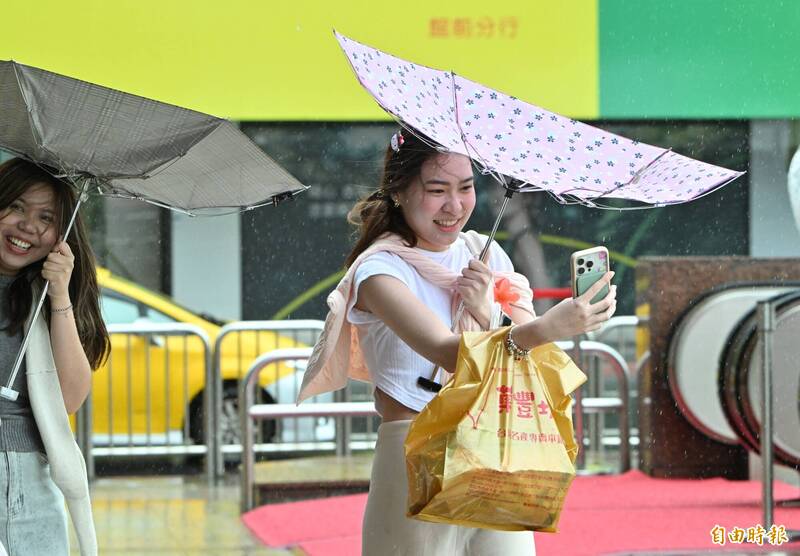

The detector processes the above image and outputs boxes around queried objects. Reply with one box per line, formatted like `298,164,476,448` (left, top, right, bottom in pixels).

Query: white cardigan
23,293,97,555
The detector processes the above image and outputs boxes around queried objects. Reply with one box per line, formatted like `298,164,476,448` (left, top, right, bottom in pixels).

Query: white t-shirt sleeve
347,251,416,325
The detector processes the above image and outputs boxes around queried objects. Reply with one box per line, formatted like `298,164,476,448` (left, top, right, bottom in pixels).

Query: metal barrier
555,340,631,473
238,339,630,509
76,322,214,481
586,317,639,463
76,319,631,483
757,297,800,541
591,316,638,367
239,348,378,511
211,320,325,477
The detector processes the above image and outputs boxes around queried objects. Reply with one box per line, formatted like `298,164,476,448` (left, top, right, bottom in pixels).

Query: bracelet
51,303,73,314
504,326,531,361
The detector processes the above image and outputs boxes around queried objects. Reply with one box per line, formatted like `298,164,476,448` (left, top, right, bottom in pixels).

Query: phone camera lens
578,267,585,275
577,258,584,265
587,261,594,268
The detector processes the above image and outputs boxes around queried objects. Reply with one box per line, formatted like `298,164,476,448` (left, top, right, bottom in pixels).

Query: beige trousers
362,420,536,556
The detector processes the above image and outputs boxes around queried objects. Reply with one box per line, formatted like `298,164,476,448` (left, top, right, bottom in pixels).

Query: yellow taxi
89,267,314,447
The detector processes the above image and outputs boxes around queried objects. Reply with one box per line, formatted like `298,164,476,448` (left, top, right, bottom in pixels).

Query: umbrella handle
417,189,516,393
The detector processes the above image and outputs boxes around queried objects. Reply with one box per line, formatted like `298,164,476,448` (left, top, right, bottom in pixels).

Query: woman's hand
455,259,494,328
42,240,74,304
537,272,617,340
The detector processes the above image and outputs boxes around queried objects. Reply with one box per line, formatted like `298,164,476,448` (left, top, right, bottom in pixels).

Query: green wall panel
600,0,800,118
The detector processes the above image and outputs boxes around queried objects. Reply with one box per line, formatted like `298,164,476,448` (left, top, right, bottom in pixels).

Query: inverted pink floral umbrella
335,31,743,210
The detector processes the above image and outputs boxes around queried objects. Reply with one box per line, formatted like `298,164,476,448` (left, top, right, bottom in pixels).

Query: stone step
253,453,373,505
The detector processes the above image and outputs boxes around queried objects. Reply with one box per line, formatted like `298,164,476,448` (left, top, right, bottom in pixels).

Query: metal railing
757,296,800,541
76,318,635,484
586,317,639,460
76,322,214,481
556,340,632,473
211,320,325,477
239,348,378,511
239,340,631,509
590,316,638,358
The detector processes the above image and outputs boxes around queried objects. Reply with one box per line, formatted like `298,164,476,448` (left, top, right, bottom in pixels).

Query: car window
101,294,140,324
145,307,177,323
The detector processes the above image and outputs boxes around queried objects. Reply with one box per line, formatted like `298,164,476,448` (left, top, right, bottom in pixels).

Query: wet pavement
72,472,298,555
76,469,800,556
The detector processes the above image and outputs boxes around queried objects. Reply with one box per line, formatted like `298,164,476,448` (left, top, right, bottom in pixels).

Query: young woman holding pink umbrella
299,130,616,555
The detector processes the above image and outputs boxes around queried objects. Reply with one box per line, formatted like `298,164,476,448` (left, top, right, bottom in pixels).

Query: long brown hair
0,158,110,369
344,130,441,267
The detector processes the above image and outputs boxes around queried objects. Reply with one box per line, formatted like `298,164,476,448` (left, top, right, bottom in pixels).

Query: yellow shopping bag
405,327,587,532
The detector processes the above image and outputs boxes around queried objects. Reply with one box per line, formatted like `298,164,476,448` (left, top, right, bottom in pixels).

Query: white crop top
346,237,514,412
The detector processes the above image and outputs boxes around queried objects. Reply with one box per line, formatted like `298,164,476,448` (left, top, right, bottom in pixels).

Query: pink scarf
296,231,535,403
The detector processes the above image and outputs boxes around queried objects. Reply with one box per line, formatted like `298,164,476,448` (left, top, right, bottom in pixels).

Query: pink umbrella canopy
335,31,744,207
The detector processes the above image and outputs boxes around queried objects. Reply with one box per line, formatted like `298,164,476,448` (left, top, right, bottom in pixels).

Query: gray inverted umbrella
0,60,308,401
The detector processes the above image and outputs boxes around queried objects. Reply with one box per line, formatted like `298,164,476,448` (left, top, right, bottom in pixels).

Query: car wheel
188,381,277,446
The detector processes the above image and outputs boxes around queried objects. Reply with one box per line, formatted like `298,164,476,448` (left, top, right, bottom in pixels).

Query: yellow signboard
1,0,598,120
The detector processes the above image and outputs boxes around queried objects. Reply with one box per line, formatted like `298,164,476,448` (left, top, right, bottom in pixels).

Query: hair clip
390,131,405,152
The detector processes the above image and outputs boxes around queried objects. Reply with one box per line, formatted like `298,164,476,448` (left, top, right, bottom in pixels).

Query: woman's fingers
460,268,491,284
42,241,74,298
467,259,490,273
578,271,615,303
589,301,617,326
588,287,617,314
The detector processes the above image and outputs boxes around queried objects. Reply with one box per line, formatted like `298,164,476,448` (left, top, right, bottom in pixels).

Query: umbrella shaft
428,190,514,385
481,192,512,260
450,192,512,324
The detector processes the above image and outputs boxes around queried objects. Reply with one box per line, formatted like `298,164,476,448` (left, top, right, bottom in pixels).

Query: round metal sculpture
667,285,795,445
719,290,800,469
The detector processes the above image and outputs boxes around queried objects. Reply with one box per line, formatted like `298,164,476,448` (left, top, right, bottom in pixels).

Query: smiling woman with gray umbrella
0,59,307,556
0,157,109,556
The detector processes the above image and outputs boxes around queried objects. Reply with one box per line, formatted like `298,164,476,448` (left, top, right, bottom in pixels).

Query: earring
393,198,401,208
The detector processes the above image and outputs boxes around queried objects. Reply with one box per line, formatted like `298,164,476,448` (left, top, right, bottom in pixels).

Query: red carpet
242,471,800,555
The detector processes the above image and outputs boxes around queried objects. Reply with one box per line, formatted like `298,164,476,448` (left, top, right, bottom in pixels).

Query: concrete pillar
170,211,241,321
749,120,800,257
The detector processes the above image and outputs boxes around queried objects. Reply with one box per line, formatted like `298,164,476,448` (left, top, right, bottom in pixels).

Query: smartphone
570,246,610,304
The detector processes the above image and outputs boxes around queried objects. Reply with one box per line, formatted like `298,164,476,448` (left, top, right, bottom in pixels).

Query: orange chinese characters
452,17,472,38
499,16,519,39
767,524,789,546
429,18,449,38
728,526,745,544
746,524,766,546
427,16,519,40
475,16,495,38
710,525,726,546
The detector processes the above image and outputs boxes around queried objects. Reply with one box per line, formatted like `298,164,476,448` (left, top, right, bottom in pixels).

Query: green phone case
577,272,609,304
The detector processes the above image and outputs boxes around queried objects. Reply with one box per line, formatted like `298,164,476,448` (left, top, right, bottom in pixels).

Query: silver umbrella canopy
0,60,308,400
0,60,306,211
